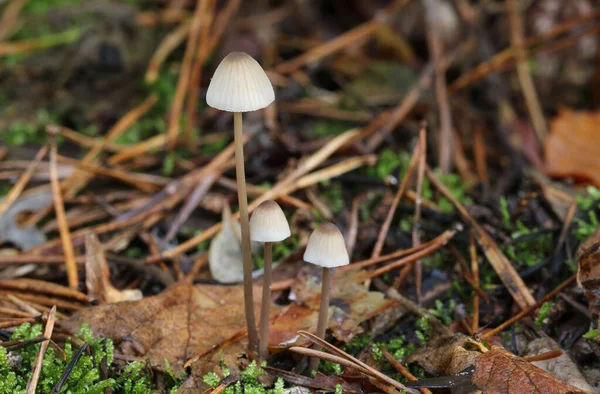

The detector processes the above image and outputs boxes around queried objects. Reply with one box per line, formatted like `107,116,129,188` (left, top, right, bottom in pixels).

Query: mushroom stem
259,241,273,360
309,266,331,372
233,110,259,357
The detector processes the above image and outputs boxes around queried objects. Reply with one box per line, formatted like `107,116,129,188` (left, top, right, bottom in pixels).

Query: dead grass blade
49,132,79,290
26,306,56,394
146,20,192,83
0,144,48,218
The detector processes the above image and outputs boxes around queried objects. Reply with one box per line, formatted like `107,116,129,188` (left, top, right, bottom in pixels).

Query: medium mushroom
303,222,349,372
249,200,291,359
206,52,275,356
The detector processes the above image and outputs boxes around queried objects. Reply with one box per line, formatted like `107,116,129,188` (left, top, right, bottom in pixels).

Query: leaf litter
1,0,600,393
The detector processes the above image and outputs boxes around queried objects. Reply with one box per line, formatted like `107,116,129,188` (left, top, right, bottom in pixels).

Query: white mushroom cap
206,52,275,112
250,200,291,242
303,223,349,268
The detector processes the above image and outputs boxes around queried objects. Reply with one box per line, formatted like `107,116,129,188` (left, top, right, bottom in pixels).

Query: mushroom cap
303,223,349,268
206,52,275,112
250,200,291,242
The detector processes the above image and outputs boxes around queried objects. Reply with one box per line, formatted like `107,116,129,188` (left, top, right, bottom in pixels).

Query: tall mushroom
303,222,349,372
249,200,291,359
206,52,275,356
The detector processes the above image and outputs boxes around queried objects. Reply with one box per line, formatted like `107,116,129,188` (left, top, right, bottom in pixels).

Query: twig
26,306,56,394
381,348,433,394
482,274,576,340
412,123,427,304
343,230,456,271
185,0,216,146
424,0,453,174
371,142,420,258
551,201,577,274
167,0,207,149
50,342,88,394
146,20,191,83
365,63,434,152
0,0,29,41
506,0,547,142
296,330,419,394
49,132,78,290
0,144,48,218
426,167,536,309
365,233,455,279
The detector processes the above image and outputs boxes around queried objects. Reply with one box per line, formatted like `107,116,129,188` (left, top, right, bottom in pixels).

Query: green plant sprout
202,361,285,394
535,301,554,328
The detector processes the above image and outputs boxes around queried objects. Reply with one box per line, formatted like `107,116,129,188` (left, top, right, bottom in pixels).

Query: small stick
26,306,56,394
412,123,427,304
308,267,331,372
470,231,480,334
259,242,273,359
166,0,205,149
523,349,563,363
506,0,547,142
50,342,89,394
234,111,259,357
381,348,433,394
482,274,576,340
371,142,421,258
365,234,455,279
296,331,418,394
0,144,48,218
551,201,577,274
424,1,452,174
49,132,78,290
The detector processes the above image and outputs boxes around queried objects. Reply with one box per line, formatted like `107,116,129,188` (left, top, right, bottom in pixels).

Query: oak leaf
472,346,587,394
545,108,600,187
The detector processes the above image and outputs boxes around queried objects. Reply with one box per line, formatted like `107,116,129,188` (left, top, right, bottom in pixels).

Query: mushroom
206,52,275,356
250,200,291,359
303,222,349,372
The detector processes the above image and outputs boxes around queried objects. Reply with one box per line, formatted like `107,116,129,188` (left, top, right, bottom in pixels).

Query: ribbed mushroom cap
206,52,275,112
250,200,291,242
303,223,349,268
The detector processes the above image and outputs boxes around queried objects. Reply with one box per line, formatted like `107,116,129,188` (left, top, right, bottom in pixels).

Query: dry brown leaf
270,267,396,347
472,346,587,394
85,233,142,303
63,281,266,372
405,334,483,376
525,338,595,392
576,230,600,333
545,108,600,187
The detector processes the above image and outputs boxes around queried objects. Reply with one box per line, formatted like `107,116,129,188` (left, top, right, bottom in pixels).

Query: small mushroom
250,200,291,359
303,222,349,372
206,52,275,356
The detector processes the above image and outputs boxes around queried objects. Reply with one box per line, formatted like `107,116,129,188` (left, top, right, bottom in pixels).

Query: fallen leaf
63,281,267,372
576,230,600,333
270,267,396,347
525,337,595,392
405,334,483,376
0,191,50,250
85,233,142,303
472,346,586,394
545,108,600,187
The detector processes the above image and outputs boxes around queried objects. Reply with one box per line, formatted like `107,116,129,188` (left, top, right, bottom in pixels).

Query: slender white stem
309,266,331,372
259,241,273,360
234,111,259,356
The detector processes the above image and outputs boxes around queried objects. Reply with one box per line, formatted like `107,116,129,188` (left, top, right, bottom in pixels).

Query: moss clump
202,361,285,394
0,322,183,394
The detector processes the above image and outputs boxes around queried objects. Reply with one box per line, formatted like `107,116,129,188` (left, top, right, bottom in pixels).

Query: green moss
311,121,352,138
0,322,182,394
535,301,554,328
428,299,456,327
504,222,553,268
202,361,286,394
